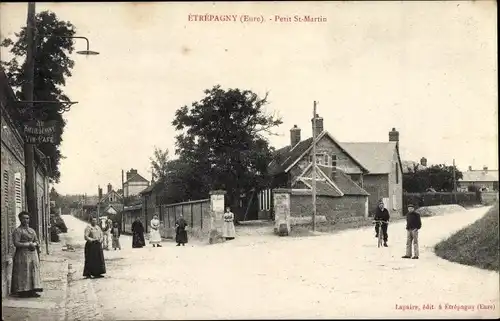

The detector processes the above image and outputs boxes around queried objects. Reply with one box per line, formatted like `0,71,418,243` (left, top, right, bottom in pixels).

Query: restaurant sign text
23,120,57,144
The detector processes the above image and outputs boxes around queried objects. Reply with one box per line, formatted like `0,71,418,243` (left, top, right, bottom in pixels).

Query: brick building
1,69,51,298
263,113,403,223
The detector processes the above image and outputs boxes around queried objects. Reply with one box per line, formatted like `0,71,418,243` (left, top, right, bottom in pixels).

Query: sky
1,1,497,195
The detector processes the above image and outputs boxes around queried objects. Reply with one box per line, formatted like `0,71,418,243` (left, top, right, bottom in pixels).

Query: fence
157,199,211,239
403,192,480,214
122,204,143,234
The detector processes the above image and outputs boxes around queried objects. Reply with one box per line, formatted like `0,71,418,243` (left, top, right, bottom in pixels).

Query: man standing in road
374,199,390,247
402,203,422,260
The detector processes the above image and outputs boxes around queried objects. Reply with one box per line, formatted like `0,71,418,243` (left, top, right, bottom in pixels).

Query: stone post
273,189,291,236
208,190,226,244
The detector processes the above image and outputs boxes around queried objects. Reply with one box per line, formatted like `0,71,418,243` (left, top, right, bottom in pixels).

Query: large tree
172,85,282,209
149,147,170,182
1,10,77,182
403,163,463,193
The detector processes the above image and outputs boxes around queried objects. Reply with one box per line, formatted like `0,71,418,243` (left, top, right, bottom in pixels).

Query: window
259,189,271,211
331,155,337,168
2,170,9,255
14,173,22,215
395,163,399,184
3,170,8,209
309,154,328,166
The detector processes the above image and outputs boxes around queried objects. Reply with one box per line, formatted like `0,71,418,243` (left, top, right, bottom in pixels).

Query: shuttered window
2,170,9,255
3,170,8,209
14,172,22,215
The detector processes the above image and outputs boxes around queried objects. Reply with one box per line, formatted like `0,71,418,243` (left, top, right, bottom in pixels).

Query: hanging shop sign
23,120,58,144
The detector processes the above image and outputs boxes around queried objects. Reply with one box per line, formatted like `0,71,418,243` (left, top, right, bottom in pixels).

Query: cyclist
374,199,390,247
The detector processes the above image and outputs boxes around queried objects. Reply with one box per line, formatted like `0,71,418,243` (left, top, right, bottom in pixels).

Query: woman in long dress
131,217,145,248
11,211,43,298
149,215,162,247
83,216,106,278
175,214,188,246
222,207,236,240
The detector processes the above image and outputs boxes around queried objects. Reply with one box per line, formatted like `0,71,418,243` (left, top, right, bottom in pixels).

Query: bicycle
372,220,389,248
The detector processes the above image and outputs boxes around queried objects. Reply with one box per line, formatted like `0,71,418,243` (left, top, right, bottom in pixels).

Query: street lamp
56,36,100,56
22,2,100,241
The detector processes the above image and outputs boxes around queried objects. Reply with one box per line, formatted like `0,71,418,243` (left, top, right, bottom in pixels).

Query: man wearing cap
402,203,422,259
374,199,390,247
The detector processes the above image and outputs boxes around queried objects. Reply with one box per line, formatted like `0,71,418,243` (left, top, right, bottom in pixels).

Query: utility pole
121,169,125,231
452,159,457,203
312,101,317,232
25,2,38,233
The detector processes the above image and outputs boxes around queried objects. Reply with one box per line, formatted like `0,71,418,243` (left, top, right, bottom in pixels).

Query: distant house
402,157,428,174
263,114,403,223
459,166,499,191
82,184,124,220
123,168,149,198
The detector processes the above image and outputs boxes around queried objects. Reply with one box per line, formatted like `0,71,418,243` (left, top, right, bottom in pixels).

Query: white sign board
212,194,225,212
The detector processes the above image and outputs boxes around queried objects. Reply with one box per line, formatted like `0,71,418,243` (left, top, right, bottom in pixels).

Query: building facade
123,169,149,197
1,69,51,298
459,166,499,191
264,114,404,223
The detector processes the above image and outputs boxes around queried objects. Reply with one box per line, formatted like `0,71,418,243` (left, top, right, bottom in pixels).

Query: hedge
403,192,480,214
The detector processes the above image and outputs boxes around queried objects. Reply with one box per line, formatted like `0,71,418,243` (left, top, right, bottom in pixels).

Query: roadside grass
289,216,407,237
434,202,499,272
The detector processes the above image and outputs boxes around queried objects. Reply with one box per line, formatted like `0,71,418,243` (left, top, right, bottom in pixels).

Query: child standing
111,222,121,250
402,203,422,259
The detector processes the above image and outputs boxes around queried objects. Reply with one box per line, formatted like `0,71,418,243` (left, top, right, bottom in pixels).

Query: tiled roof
332,170,370,196
341,142,398,174
269,131,376,175
124,173,149,184
140,184,155,194
461,170,498,182
269,138,313,174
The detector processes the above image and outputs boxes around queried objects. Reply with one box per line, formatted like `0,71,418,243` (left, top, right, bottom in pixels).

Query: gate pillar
273,189,291,236
208,190,226,244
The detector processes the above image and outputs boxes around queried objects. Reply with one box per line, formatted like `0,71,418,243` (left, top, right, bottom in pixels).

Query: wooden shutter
2,170,8,209
2,170,9,255
14,172,22,215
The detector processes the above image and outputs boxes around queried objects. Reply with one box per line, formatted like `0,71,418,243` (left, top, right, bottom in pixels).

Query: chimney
107,183,112,193
290,125,301,147
126,168,138,181
420,157,427,167
311,114,324,138
468,165,472,171
98,186,102,201
389,128,399,143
